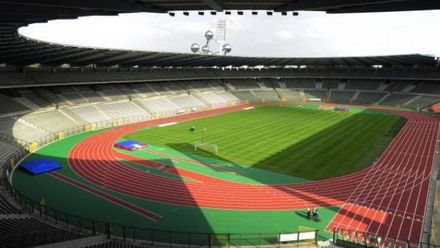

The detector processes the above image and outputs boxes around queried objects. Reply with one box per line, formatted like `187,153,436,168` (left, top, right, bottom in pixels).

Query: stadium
1,1,440,248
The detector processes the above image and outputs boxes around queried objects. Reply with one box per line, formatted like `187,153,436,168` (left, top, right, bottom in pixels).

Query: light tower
191,20,231,55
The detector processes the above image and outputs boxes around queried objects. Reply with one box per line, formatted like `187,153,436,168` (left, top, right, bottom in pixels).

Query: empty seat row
0,218,86,248
0,191,20,214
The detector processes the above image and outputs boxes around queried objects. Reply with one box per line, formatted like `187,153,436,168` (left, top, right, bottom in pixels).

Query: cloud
19,10,440,57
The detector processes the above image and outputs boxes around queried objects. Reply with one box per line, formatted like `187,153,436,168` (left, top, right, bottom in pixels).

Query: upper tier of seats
3,67,439,88
0,95,30,117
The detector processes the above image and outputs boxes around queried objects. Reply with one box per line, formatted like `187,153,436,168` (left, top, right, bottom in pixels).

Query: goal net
194,141,218,155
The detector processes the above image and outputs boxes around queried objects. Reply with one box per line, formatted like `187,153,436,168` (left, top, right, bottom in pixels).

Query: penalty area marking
243,107,254,110
158,122,178,127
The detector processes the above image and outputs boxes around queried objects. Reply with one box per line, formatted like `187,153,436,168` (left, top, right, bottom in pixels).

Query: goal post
194,141,218,155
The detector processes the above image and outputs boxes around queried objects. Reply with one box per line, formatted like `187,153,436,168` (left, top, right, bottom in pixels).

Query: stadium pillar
105,223,110,239
28,143,39,153
58,132,65,140
92,221,96,235
9,158,15,168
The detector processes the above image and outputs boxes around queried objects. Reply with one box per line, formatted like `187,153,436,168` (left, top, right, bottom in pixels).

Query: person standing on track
313,208,320,222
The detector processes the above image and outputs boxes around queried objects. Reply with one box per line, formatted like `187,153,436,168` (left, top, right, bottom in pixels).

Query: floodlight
205,30,214,40
191,20,231,56
223,44,232,54
202,46,210,53
191,43,200,53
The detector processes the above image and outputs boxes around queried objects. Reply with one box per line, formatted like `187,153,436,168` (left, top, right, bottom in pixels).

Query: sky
19,10,440,58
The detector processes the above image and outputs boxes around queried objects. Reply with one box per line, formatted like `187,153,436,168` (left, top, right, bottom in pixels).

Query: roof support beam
201,0,224,11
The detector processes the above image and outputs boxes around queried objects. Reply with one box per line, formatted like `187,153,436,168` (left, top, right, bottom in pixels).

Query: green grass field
126,105,404,180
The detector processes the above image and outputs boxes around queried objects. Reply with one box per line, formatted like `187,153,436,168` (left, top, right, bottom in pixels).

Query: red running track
65,105,439,243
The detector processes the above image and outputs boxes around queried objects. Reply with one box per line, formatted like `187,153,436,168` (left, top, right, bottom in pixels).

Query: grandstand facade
1,71,440,145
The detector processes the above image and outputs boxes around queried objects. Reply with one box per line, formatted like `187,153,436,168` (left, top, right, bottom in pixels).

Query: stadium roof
0,0,439,68
1,0,439,14
1,37,437,67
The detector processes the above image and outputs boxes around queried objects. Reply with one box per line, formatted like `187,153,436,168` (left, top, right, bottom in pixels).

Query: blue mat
20,158,62,175
114,140,146,151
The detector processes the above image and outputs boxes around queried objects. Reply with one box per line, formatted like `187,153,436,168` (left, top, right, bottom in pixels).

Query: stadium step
224,83,236,90
96,91,113,101
256,82,267,88
132,100,153,114
13,97,40,110
401,84,417,93
56,94,74,105
403,95,422,106
59,108,86,124
377,83,388,91
278,82,287,88
351,91,360,102
14,117,50,134
273,88,283,101
376,92,391,104
0,214,30,220
57,109,82,125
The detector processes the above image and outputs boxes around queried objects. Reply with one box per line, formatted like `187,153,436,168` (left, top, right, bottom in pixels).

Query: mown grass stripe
125,106,403,180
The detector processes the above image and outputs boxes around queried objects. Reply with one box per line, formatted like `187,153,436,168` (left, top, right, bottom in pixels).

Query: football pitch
126,105,404,180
